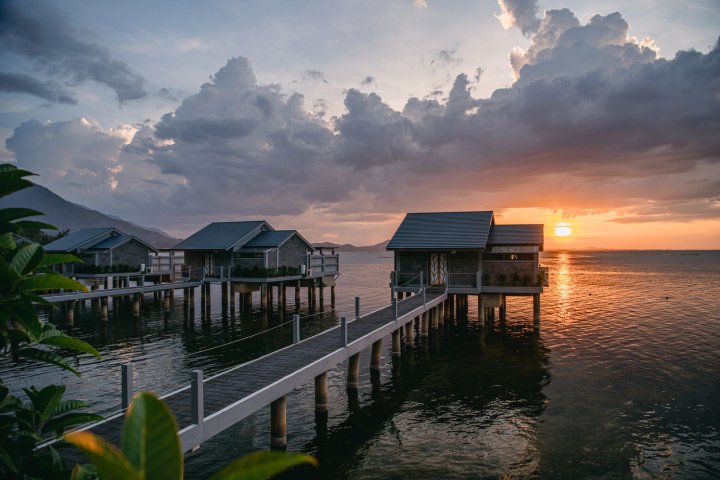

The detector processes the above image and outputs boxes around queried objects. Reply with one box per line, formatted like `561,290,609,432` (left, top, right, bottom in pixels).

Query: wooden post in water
330,285,336,307
260,284,267,312
267,283,274,311
533,293,541,328
370,339,382,371
347,353,360,390
500,294,506,322
438,302,445,326
421,311,429,336
295,282,301,310
270,396,287,450
404,320,414,345
66,301,75,325
431,307,438,330
132,294,140,317
319,283,324,308
280,282,286,310
164,291,171,312
101,298,109,321
392,329,401,357
315,372,328,414
221,282,228,307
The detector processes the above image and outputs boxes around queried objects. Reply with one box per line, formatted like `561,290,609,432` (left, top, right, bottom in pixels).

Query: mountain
0,185,179,248
314,240,389,252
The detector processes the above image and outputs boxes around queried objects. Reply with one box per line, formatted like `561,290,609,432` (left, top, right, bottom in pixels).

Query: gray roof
173,221,269,250
44,227,116,252
487,224,544,247
243,230,296,248
86,234,135,251
387,211,494,250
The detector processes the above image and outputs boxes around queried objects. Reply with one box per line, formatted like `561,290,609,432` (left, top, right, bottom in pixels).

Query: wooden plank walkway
69,289,447,454
40,280,202,303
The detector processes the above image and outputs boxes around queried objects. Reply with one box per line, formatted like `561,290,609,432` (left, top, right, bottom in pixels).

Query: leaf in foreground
210,451,318,480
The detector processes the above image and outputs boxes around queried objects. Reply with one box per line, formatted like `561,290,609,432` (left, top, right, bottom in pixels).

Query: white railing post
390,271,396,302
355,296,360,320
191,370,204,434
121,363,133,410
340,316,348,347
292,314,300,344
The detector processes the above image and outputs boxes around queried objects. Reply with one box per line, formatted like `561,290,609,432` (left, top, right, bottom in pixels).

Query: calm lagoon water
3,251,719,478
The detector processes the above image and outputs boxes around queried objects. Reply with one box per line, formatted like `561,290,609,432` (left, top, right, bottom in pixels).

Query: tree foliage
0,164,101,479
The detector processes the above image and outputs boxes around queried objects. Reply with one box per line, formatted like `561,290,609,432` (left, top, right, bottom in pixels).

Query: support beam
392,329,401,357
314,372,328,413
404,320,414,345
101,298,109,321
132,294,140,317
370,339,382,371
533,293,541,327
421,311,429,336
66,301,75,325
330,285,336,307
347,353,360,390
270,397,287,450
430,307,438,330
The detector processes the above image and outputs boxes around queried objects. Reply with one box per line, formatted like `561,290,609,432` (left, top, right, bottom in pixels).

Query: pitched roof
173,221,269,250
243,230,295,248
386,211,494,250
44,227,116,252
487,224,544,247
85,234,131,250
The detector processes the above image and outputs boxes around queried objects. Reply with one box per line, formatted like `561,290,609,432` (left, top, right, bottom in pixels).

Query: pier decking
69,289,447,454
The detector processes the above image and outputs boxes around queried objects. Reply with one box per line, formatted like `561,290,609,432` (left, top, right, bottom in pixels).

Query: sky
1,0,719,249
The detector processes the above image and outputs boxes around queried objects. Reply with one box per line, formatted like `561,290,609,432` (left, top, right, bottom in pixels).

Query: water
2,251,719,478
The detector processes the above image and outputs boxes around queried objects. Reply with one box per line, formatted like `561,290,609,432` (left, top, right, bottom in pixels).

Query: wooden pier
65,288,448,455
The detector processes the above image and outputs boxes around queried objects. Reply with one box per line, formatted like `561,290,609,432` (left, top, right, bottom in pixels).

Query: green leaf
20,273,87,292
16,347,80,375
65,431,139,480
39,253,82,267
9,243,43,275
39,331,101,358
23,385,65,427
53,399,90,416
209,451,318,480
0,172,35,198
43,412,104,435
0,207,45,223
121,392,182,480
71,463,99,480
0,232,16,250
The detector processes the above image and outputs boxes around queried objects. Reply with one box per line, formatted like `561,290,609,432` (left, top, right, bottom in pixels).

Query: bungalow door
429,253,447,286
203,252,215,276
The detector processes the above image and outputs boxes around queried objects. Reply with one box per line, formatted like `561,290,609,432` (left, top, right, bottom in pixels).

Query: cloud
496,0,540,36
0,72,77,104
361,76,375,86
413,0,428,10
431,49,463,69
5,6,720,233
0,1,146,103
303,69,328,83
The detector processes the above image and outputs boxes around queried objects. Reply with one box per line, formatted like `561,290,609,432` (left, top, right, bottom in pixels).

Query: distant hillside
0,185,179,248
314,240,389,252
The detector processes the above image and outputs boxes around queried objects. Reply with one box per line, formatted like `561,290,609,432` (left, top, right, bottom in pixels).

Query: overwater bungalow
387,211,546,317
173,221,339,309
44,227,158,276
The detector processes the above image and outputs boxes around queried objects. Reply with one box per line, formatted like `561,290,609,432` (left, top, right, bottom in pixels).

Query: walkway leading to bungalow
69,289,447,455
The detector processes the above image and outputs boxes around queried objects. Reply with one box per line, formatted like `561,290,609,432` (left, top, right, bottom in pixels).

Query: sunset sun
554,223,573,237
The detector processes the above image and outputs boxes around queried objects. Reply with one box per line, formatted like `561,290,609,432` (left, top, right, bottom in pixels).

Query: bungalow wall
278,235,311,269
184,250,232,275
95,240,151,268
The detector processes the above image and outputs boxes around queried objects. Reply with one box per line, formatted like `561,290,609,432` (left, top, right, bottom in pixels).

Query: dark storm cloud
0,0,146,103
0,72,77,104
6,6,720,226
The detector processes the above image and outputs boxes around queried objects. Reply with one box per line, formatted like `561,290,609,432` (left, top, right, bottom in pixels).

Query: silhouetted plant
0,164,101,478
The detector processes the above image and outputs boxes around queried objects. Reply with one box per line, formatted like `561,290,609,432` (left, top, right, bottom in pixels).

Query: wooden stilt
370,339,382,371
392,329,401,357
347,353,360,390
270,397,287,450
315,372,328,413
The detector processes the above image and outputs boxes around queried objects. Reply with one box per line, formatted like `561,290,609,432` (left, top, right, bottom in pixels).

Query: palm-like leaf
64,431,139,480
16,347,79,375
122,392,183,480
9,243,44,275
20,274,87,292
210,451,318,480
